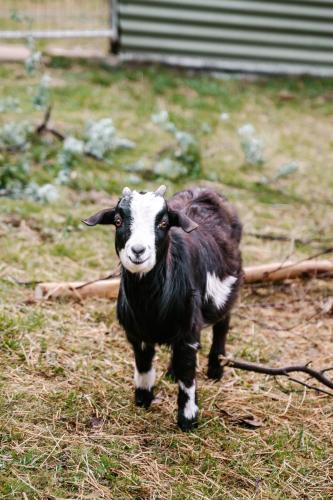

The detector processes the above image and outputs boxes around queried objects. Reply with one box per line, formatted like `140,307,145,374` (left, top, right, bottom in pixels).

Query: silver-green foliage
33,74,51,110
84,118,135,160
0,122,31,150
24,182,59,203
238,123,264,165
56,118,136,185
151,111,201,180
0,97,21,113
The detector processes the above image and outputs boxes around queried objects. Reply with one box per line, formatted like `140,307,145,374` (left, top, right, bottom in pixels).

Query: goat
83,185,242,431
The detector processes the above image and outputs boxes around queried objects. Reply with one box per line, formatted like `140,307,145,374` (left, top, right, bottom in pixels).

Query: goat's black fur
84,187,242,431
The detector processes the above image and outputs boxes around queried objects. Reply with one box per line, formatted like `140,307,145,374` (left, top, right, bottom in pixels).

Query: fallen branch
34,259,333,300
244,258,333,283
35,278,120,301
220,356,333,396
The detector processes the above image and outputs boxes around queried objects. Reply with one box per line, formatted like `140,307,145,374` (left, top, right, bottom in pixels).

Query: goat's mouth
129,256,149,265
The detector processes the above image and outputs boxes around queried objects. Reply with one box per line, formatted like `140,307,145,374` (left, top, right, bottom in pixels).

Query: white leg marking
205,273,237,309
179,381,198,420
187,342,200,351
134,367,155,390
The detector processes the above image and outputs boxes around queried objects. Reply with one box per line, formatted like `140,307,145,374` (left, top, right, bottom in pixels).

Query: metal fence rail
3,0,333,75
118,0,333,76
0,0,117,39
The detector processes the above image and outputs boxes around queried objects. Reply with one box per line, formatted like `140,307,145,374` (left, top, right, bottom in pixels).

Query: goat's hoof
207,363,224,381
177,414,199,432
135,388,154,409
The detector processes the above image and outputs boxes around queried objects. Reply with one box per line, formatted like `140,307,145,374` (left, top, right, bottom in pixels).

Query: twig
220,356,333,395
286,377,333,397
5,275,43,287
43,126,65,141
320,366,333,375
34,106,104,161
236,310,321,332
247,232,333,246
0,143,27,153
35,105,52,135
74,264,121,290
35,105,65,141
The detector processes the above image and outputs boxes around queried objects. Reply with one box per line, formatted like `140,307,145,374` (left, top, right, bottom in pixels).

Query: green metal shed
116,0,333,75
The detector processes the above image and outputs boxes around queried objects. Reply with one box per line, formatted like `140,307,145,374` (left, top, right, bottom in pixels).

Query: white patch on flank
134,367,155,390
179,381,198,420
205,273,237,309
188,342,200,351
119,191,165,275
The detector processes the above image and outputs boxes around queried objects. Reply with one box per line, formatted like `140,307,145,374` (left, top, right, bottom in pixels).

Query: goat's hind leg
166,347,177,382
132,341,156,409
207,314,230,381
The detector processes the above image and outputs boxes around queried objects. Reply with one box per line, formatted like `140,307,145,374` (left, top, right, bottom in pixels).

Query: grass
0,59,333,498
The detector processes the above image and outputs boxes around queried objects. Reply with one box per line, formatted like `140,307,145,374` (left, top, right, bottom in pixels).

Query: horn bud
155,185,167,197
122,187,131,197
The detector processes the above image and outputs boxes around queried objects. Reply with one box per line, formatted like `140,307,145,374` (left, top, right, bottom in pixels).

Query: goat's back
168,187,242,243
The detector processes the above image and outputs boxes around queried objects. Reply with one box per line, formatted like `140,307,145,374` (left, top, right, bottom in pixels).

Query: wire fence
0,0,115,39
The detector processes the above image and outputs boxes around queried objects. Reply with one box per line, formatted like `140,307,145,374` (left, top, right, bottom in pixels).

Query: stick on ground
220,356,333,396
34,259,333,300
34,278,120,301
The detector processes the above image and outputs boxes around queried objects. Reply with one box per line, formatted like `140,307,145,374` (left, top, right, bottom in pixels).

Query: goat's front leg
173,340,199,431
131,341,156,409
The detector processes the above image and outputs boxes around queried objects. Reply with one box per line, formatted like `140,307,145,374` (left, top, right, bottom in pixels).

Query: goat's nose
131,244,146,256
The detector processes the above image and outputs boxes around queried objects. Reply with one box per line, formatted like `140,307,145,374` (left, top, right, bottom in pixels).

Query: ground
0,59,333,498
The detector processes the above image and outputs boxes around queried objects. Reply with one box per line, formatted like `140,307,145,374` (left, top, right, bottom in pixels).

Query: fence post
109,0,120,54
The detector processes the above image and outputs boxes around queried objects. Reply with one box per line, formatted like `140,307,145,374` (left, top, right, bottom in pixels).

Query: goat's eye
115,215,123,228
158,219,168,230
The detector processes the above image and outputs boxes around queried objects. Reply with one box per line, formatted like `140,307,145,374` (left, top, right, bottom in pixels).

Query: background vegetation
0,55,333,498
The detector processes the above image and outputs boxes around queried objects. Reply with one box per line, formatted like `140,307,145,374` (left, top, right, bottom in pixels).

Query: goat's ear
168,210,198,233
81,208,116,226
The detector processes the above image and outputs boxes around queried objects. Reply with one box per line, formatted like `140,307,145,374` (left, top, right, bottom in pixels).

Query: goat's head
82,185,198,274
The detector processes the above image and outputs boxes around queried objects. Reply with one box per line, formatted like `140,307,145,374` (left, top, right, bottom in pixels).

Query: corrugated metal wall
117,0,333,75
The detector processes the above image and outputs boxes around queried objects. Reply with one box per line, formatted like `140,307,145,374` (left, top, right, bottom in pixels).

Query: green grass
0,60,333,498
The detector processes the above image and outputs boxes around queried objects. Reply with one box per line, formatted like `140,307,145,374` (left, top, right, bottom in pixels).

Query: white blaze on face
119,191,165,274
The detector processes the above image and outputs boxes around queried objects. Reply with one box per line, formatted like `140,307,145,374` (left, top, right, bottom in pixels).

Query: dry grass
1,279,333,498
0,60,333,498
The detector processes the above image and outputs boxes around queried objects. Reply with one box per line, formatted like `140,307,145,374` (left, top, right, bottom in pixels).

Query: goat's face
116,189,169,274
82,186,198,275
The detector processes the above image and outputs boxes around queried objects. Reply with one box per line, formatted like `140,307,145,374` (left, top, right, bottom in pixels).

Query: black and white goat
83,186,242,431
